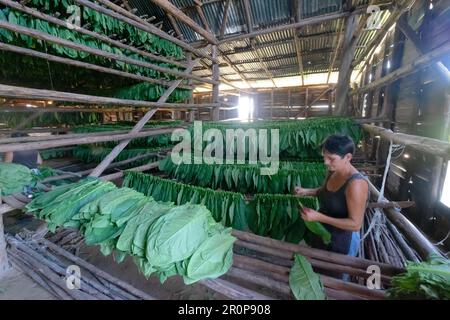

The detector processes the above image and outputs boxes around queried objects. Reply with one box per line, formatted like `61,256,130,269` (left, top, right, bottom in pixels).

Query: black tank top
12,150,39,169
316,172,368,254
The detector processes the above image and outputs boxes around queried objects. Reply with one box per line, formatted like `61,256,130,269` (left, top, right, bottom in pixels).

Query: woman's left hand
300,207,321,222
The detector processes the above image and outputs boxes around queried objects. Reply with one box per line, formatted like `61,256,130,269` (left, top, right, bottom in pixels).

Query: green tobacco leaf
186,230,235,283
305,221,331,245
145,204,209,267
289,254,326,300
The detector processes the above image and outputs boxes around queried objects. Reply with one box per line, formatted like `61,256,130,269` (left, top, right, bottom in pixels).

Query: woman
295,134,369,256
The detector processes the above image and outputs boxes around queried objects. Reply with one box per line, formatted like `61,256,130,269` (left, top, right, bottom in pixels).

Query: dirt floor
2,211,226,300
0,266,56,300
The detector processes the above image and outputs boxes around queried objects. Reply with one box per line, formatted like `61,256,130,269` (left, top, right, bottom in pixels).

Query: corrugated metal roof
128,0,392,84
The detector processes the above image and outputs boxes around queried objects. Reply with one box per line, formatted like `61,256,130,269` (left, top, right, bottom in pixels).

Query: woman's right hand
294,186,305,196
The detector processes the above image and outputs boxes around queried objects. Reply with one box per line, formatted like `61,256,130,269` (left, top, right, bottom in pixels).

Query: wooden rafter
149,0,218,44
292,0,304,85
0,0,186,68
352,0,416,68
397,15,450,84
0,20,212,85
220,0,232,39
84,0,217,62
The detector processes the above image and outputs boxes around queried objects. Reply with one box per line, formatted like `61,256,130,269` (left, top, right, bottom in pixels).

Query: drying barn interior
0,0,449,300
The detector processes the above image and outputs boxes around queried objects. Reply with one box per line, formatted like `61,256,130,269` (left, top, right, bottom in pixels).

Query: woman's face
322,150,351,172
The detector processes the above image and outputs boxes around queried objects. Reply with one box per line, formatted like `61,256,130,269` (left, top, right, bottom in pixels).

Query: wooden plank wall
357,0,450,250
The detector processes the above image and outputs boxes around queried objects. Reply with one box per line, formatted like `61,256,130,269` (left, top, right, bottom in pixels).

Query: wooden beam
221,52,252,88
0,20,214,85
0,84,223,109
220,11,351,43
353,40,450,95
327,19,345,83
76,0,217,63
211,46,220,121
219,0,232,39
335,14,363,115
352,0,416,68
195,3,212,34
89,55,200,177
167,13,184,40
362,124,450,158
150,0,218,44
0,196,9,277
397,15,450,84
292,0,304,85
0,0,186,69
367,201,415,209
250,40,277,87
242,0,253,33
0,127,181,153
0,42,191,90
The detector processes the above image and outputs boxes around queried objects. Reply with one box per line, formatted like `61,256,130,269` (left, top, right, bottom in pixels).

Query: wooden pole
78,0,216,62
335,14,359,115
89,55,200,177
0,42,191,90
361,124,450,159
0,20,214,85
0,127,180,152
396,15,450,84
219,0,232,39
211,45,220,121
199,278,273,300
367,180,442,259
0,84,221,109
150,0,218,44
0,192,10,277
351,0,416,68
0,0,186,69
231,230,403,276
219,11,350,43
353,41,450,95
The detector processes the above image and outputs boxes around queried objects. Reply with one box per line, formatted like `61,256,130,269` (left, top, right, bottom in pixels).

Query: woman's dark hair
321,134,355,158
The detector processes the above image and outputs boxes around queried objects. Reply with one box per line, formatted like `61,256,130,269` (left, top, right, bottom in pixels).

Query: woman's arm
294,186,321,197
301,179,368,231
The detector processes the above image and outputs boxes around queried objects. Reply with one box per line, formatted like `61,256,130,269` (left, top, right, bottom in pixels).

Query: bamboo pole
0,20,215,85
80,0,216,63
88,54,201,178
0,84,221,109
0,0,186,69
0,42,191,90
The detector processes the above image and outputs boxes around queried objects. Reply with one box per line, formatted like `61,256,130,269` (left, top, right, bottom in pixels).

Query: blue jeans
342,232,360,282
348,231,360,257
